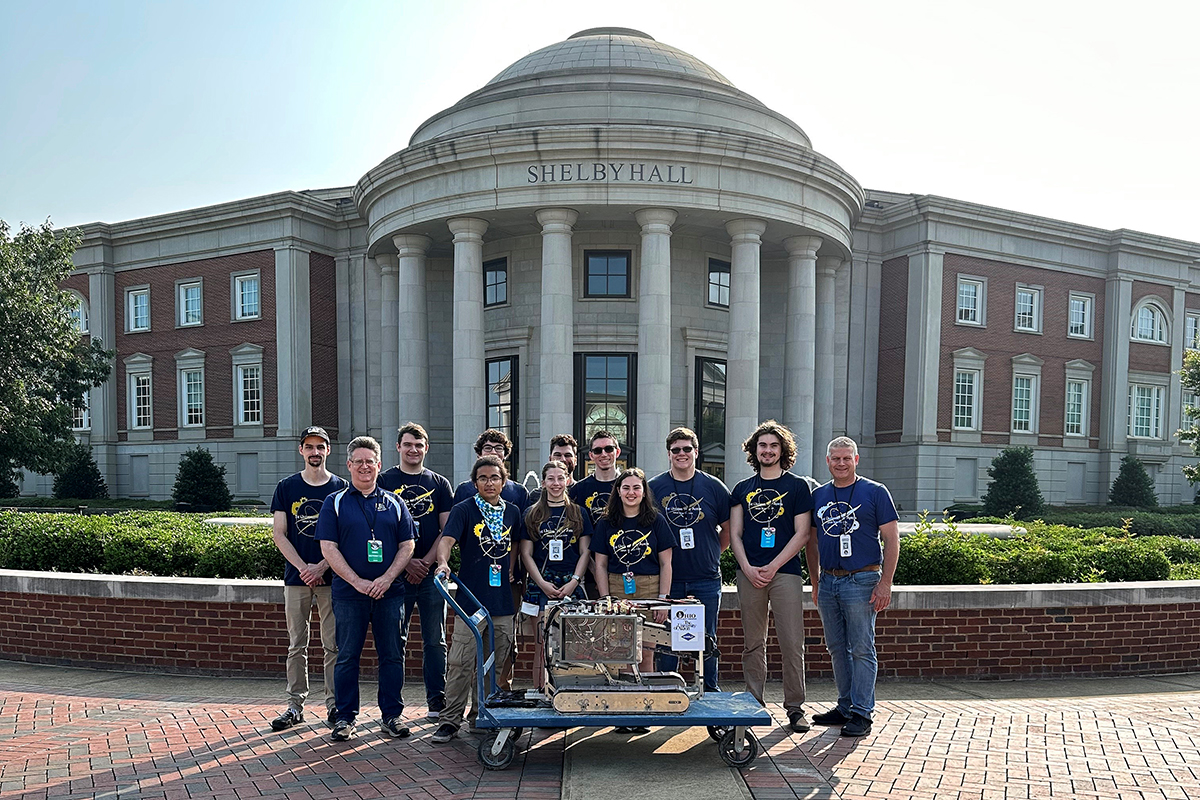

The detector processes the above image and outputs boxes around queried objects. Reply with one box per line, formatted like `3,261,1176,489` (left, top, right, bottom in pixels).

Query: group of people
268,420,899,743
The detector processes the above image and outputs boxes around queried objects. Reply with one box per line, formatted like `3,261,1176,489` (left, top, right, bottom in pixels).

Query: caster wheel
478,730,516,770
707,725,729,742
718,728,759,767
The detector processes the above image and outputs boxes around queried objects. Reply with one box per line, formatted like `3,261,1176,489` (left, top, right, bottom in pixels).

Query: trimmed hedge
948,504,1200,539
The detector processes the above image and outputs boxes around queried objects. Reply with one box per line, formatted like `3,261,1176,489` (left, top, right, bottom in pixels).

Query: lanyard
354,491,381,541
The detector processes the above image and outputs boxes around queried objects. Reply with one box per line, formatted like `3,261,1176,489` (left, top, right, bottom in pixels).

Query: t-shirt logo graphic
473,521,511,558
584,493,608,521
610,528,653,567
661,493,705,527
395,485,435,518
290,498,322,538
816,501,862,538
541,519,577,547
744,489,787,524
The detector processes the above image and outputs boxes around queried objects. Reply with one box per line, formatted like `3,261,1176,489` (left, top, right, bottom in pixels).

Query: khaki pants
440,613,515,728
736,571,806,713
606,572,660,599
284,584,337,713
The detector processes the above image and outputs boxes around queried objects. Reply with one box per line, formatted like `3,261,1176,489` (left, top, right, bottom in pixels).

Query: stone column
394,234,433,426
1100,276,1132,454
783,236,821,475
274,244,313,438
537,209,578,446
87,265,117,444
376,254,400,442
814,255,841,459
635,208,677,476
901,249,944,444
724,219,767,483
449,218,489,481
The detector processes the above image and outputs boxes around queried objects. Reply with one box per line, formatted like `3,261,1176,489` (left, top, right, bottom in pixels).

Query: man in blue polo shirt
317,435,417,742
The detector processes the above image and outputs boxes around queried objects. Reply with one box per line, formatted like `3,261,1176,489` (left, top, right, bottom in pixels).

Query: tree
1108,455,1158,507
1179,349,1200,486
53,441,109,500
981,446,1045,520
0,220,112,487
172,447,233,512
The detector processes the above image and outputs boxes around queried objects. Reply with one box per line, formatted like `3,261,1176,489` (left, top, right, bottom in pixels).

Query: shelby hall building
45,28,1200,511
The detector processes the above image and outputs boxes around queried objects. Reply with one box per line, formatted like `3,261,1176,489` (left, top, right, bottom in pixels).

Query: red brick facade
874,256,909,444
308,252,340,437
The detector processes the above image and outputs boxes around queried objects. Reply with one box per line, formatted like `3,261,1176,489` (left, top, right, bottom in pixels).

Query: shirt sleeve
442,503,467,543
873,483,900,526
589,521,611,555
653,515,675,553
435,475,454,514
270,479,288,514
314,494,338,543
393,497,418,543
712,477,732,522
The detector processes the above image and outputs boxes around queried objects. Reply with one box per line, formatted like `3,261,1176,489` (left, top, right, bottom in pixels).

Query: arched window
67,291,89,334
1131,299,1168,343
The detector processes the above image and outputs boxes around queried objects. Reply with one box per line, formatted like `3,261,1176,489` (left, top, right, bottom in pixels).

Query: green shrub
171,447,232,512
193,526,281,579
1089,540,1171,581
1109,456,1158,508
102,513,201,576
53,442,108,500
982,447,1044,520
0,511,106,572
893,528,989,585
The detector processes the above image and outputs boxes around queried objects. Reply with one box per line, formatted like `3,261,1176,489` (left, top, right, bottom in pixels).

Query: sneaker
812,707,852,726
787,711,810,733
330,719,355,741
425,698,445,720
431,723,459,743
270,708,303,731
381,717,411,738
326,708,337,728
840,713,873,737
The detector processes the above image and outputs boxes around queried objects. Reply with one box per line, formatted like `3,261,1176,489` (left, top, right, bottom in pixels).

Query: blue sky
2,0,1198,243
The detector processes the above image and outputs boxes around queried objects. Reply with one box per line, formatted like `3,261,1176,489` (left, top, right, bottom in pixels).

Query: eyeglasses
349,458,378,467
591,445,616,454
479,443,506,453
669,445,695,454
476,474,504,484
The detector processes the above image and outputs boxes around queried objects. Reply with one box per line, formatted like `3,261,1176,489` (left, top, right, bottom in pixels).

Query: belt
823,564,881,577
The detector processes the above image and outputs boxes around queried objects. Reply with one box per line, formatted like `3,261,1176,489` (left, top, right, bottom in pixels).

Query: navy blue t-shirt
453,479,529,513
442,497,521,616
314,485,417,601
378,466,453,559
569,474,616,526
590,514,675,576
731,471,814,577
648,470,731,582
270,472,347,586
519,505,588,578
811,477,899,572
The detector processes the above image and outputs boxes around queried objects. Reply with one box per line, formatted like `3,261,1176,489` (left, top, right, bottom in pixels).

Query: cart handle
433,571,500,721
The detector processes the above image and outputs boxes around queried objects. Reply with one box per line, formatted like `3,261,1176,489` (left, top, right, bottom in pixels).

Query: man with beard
268,426,347,731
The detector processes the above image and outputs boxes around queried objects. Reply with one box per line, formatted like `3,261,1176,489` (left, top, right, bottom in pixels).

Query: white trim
955,275,987,327
1067,291,1095,340
1131,296,1170,344
175,278,203,328
231,271,261,321
1014,284,1043,334
125,285,150,333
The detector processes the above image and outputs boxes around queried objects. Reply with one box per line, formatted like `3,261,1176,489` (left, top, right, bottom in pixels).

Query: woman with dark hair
589,468,674,608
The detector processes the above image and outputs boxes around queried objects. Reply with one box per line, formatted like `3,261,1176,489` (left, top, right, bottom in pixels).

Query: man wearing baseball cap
267,425,347,731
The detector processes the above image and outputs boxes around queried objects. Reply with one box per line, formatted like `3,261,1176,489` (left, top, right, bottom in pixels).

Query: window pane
238,276,260,318
585,252,630,297
241,366,262,423
134,375,152,427
957,281,978,323
182,284,201,324
708,260,730,307
696,358,726,478
581,354,632,453
131,291,149,330
486,357,518,473
184,370,204,426
953,371,976,429
1066,381,1083,435
484,259,507,307
1016,290,1036,329
1188,315,1199,350
1069,297,1088,336
1012,376,1032,431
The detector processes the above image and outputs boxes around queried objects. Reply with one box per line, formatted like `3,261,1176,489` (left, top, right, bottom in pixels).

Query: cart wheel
707,725,729,742
478,731,516,770
717,729,759,768
511,727,524,739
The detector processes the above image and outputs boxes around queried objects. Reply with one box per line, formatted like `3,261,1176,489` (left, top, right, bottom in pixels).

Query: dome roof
486,28,734,88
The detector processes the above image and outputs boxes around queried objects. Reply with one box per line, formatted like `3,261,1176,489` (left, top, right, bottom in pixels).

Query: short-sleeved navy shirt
270,472,348,586
442,497,521,616
519,505,588,578
569,474,616,525
731,471,814,577
453,479,529,514
811,477,899,572
589,514,675,576
648,470,731,582
378,466,453,559
315,485,417,601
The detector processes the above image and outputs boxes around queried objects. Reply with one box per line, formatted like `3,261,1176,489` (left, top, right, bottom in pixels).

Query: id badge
760,526,776,549
839,533,853,558
548,539,564,561
622,571,637,595
367,539,383,563
680,527,695,549
489,563,503,587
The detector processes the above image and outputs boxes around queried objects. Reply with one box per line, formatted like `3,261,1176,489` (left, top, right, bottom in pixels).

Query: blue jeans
817,570,881,719
400,571,447,706
656,577,721,692
332,592,405,722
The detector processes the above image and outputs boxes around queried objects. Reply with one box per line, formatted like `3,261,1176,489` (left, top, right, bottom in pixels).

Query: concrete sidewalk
0,660,1196,799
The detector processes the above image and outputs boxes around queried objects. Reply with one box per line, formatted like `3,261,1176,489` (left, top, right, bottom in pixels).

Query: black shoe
270,708,303,731
840,713,873,737
788,711,811,733
326,708,337,728
381,716,411,738
812,707,852,726
331,719,355,741
431,723,459,743
425,696,446,720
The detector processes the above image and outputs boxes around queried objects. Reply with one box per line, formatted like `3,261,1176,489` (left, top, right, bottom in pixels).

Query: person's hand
870,579,892,612
362,576,392,599
745,565,771,590
299,563,324,586
435,563,450,580
653,606,669,624
406,557,431,581
810,582,819,609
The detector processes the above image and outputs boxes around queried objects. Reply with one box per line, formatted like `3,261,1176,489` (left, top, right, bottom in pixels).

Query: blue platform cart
434,572,772,770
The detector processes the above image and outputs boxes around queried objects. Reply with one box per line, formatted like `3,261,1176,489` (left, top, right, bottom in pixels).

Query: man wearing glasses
649,426,731,691
316,436,417,742
452,429,529,511
569,430,622,524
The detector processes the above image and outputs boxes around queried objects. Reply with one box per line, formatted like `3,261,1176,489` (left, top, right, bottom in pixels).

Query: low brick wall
1,571,1197,682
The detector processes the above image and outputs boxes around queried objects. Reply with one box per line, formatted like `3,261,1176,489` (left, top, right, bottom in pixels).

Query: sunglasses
669,445,695,454
591,445,617,454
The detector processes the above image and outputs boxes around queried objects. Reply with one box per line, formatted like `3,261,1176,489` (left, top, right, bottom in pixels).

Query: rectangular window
235,274,260,320
484,258,508,307
133,374,152,428
72,393,90,431
1068,293,1092,338
956,278,982,324
584,250,631,298
486,356,519,474
238,365,262,424
1015,286,1041,332
575,353,637,467
953,370,978,430
69,294,89,334
178,281,202,326
127,288,150,332
1187,314,1200,350
708,259,730,308
182,369,204,426
1012,375,1033,432
1185,390,1198,429
694,357,726,480
1129,384,1163,439
1065,380,1085,436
